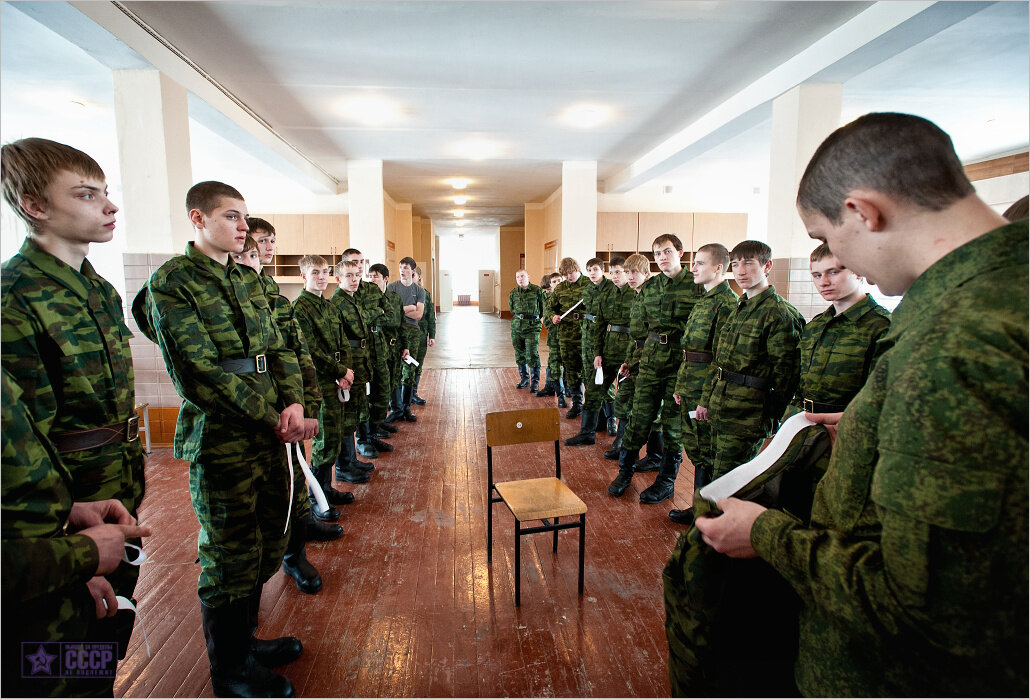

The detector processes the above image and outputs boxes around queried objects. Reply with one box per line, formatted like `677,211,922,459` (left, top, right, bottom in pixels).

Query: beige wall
524,204,546,285
543,190,562,270
498,225,525,312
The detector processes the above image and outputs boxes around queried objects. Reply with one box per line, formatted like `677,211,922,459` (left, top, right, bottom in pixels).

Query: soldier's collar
17,237,94,301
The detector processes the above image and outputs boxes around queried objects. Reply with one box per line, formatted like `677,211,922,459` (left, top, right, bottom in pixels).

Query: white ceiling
2,1,1027,234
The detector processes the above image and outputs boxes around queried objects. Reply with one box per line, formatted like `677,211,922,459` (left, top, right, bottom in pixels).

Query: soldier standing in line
386,257,425,422
133,181,312,697
590,257,632,456
508,269,547,391
535,272,566,405
695,240,804,481
1,138,147,694
565,257,617,445
609,235,702,503
606,254,650,464
695,112,1027,698
411,266,436,405
547,257,590,419
667,243,737,526
373,264,409,425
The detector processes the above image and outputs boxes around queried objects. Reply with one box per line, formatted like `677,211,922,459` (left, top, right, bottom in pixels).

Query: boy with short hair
411,266,436,404
1,137,147,693
566,257,617,445
133,180,310,697
535,272,566,404
386,257,424,421
606,254,650,463
508,269,547,390
547,257,590,418
591,256,633,454
696,240,804,481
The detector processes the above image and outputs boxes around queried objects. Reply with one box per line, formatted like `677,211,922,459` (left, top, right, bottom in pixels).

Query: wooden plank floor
115,367,698,697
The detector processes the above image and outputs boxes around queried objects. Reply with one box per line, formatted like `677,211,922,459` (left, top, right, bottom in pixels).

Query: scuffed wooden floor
115,367,697,697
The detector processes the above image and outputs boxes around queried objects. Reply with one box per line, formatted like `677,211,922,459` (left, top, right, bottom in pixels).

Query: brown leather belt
803,398,848,413
52,417,140,454
683,350,713,363
716,366,771,391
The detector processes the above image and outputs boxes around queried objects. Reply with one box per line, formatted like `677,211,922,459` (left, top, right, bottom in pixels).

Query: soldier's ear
188,208,207,229
18,194,48,222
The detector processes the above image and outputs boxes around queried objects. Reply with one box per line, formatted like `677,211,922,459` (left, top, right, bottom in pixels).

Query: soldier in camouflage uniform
2,367,151,698
386,257,424,422
667,243,738,526
786,243,890,418
508,269,546,391
697,240,804,481
535,273,565,405
565,258,617,445
547,257,590,418
0,138,147,692
133,181,311,697
695,113,1028,697
411,266,435,405
595,257,634,458
371,264,407,424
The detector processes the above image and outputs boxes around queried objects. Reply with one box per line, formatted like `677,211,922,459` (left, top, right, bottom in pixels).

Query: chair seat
494,477,587,522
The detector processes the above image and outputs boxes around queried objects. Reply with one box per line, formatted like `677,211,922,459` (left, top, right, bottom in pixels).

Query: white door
478,270,495,313
439,270,453,311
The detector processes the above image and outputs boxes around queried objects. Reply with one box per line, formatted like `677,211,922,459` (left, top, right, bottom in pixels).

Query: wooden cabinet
638,212,693,251
250,212,350,283
595,211,747,275
693,213,747,250
596,212,639,251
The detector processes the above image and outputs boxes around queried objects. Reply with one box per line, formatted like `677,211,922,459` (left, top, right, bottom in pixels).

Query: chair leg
578,514,586,596
487,490,493,563
552,516,559,553
514,522,521,607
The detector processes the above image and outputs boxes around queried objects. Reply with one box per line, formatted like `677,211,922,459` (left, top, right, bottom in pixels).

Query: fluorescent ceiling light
452,196,469,205
454,210,466,218
561,104,612,128
456,220,466,227
337,95,403,126
445,178,470,190
454,138,501,161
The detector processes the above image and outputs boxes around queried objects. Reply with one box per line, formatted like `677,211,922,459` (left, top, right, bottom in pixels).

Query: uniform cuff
65,534,102,580
750,508,801,564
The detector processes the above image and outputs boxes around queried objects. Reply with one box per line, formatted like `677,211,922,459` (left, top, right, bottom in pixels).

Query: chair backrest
485,408,561,447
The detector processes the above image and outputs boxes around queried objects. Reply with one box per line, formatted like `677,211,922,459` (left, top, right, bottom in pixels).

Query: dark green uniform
751,222,1028,696
547,275,590,393
133,243,303,607
387,280,425,387
415,287,436,372
382,288,405,392
581,276,617,411
674,281,738,479
614,285,647,421
597,283,636,412
788,293,890,416
702,285,804,478
508,283,546,367
334,291,372,427
343,282,385,424
1,369,100,698
2,237,145,670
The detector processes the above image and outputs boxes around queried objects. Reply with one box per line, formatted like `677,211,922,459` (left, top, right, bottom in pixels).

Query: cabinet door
271,215,306,254
638,212,693,252
693,213,748,251
597,212,639,251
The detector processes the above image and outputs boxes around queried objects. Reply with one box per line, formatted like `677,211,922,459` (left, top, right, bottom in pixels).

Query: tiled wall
775,256,823,322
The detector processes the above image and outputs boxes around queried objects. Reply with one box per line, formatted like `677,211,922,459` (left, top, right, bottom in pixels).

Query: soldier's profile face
193,196,250,255
563,269,580,283
35,169,118,246
691,252,720,286
231,248,262,271
610,265,626,287
400,263,414,282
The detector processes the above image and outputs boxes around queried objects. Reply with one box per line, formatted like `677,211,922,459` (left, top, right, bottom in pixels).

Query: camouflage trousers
556,328,583,391
623,349,682,453
414,327,430,376
511,321,542,367
710,426,764,479
386,337,403,392
545,326,563,377
314,393,346,470
614,367,635,421
188,451,291,607
361,333,391,424
399,325,422,386
585,359,618,411
681,401,714,479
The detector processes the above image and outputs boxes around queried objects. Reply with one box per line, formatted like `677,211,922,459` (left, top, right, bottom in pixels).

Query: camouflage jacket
674,281,738,401
635,265,702,376
582,276,616,358
295,289,355,393
547,275,589,339
703,285,804,435
420,288,437,340
329,289,372,384
621,285,649,370
1,238,144,511
597,283,635,365
509,283,546,330
1,368,98,605
350,281,388,357
752,221,1029,697
382,288,406,348
258,271,321,417
133,243,303,462
789,293,890,412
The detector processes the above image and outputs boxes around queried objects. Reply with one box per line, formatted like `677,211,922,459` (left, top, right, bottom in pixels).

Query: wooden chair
486,407,586,606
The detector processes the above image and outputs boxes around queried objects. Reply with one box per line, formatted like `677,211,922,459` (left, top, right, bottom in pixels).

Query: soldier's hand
401,349,410,360
86,576,118,619
82,522,153,575
69,499,134,529
806,411,843,446
673,394,682,405
593,356,603,370
552,315,561,325
302,418,319,440
428,338,435,347
695,405,708,421
694,498,765,559
278,403,307,442
618,363,630,377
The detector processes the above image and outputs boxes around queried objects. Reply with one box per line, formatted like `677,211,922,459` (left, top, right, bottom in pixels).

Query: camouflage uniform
415,287,436,373
2,237,145,666
702,285,804,479
382,288,405,393
787,293,890,416
546,275,590,397
751,222,1028,696
597,283,637,414
614,286,647,422
674,281,738,479
581,276,617,411
508,283,546,367
387,280,425,387
133,243,303,607
341,282,384,424
1,369,99,698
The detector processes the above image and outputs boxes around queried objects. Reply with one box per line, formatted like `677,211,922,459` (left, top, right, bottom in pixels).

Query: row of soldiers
510,234,890,524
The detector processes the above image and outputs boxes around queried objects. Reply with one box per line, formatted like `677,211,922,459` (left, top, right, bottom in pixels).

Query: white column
560,161,598,266
347,160,386,263
765,83,842,257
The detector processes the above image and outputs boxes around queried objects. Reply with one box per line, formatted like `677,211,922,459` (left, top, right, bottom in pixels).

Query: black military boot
355,421,379,459
608,447,637,497
411,374,427,406
604,419,626,460
248,592,303,666
515,364,530,389
378,420,399,434
605,403,618,435
401,385,418,422
529,367,540,393
595,401,610,432
634,429,664,473
281,519,322,594
556,377,568,409
535,368,556,397
335,437,372,484
309,470,340,522
306,511,343,541
201,599,295,698
318,462,356,505
564,410,598,446
366,420,394,453
384,388,405,423
640,450,682,504
669,462,711,525
565,384,583,420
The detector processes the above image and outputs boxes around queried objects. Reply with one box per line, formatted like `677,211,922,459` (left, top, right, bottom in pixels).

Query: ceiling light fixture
456,220,466,227
454,210,466,218
562,104,612,128
337,95,402,126
446,178,470,190
454,138,501,161
452,195,469,205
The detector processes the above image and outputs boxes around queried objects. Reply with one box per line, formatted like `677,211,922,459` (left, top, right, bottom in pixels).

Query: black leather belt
717,366,771,391
583,313,597,322
516,314,540,320
568,312,581,320
52,417,140,454
607,324,630,334
683,350,713,363
803,398,848,413
219,355,267,374
634,339,645,349
348,338,366,349
647,331,679,345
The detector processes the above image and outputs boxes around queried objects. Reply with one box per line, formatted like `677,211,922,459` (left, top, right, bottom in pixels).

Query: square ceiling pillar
560,161,598,266
765,83,842,258
112,69,194,253
348,160,386,264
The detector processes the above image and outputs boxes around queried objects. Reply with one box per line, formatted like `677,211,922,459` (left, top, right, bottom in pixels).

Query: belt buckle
360,339,366,348
255,354,267,373
803,398,815,413
717,367,724,381
683,349,688,361
659,333,668,345
126,415,140,442
334,351,342,361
